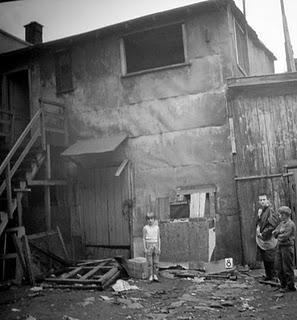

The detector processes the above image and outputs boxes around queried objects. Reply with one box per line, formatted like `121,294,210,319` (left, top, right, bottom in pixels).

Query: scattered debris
30,286,43,292
112,279,139,292
79,296,95,307
62,316,80,320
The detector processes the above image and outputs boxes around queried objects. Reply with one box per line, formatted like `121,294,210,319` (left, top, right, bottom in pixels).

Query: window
235,20,249,74
55,50,73,94
122,24,186,74
169,185,217,221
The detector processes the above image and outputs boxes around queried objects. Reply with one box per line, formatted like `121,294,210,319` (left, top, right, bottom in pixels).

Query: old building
0,0,279,270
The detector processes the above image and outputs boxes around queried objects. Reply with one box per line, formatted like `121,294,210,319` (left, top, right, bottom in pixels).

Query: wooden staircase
0,99,68,283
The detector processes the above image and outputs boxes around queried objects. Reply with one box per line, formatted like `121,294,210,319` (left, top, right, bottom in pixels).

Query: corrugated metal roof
61,135,127,156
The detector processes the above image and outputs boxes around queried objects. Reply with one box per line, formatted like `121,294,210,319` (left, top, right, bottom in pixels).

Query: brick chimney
24,21,43,44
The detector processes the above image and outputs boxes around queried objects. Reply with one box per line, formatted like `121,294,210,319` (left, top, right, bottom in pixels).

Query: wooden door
79,166,131,258
7,70,30,143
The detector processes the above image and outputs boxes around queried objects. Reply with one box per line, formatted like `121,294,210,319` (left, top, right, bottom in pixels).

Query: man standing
256,194,279,280
273,206,296,292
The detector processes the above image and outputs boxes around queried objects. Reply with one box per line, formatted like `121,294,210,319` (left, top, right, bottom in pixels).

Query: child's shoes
153,274,159,282
148,275,153,282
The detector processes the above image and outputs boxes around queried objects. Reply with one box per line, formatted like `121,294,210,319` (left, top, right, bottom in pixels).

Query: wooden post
39,100,46,151
45,144,51,231
22,235,35,285
56,226,69,260
6,162,13,218
280,0,296,72
16,192,23,226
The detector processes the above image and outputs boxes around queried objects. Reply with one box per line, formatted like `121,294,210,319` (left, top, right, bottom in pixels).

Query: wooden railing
0,108,45,217
0,98,67,219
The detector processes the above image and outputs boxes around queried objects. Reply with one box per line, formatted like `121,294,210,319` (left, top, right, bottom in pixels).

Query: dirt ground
0,268,297,320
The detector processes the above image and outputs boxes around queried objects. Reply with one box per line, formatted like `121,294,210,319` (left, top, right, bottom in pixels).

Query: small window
55,50,73,94
169,188,216,220
123,24,186,74
235,21,249,74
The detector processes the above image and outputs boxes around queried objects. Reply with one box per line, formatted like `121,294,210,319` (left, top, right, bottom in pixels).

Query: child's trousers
145,243,160,276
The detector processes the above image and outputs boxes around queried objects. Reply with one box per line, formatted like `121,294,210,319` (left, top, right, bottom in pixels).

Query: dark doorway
6,69,30,143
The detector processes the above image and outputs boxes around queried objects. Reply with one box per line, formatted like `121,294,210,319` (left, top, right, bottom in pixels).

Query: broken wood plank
22,235,35,286
77,258,112,266
44,278,105,284
62,267,83,279
12,234,26,273
258,279,280,287
80,265,102,280
42,283,102,290
99,267,120,286
56,226,69,260
29,242,72,266
101,269,121,290
27,230,57,240
28,180,67,186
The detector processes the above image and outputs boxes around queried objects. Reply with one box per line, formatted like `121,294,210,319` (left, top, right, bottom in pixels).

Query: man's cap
278,206,291,216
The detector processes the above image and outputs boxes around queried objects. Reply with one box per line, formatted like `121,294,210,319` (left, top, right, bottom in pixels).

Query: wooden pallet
43,259,121,290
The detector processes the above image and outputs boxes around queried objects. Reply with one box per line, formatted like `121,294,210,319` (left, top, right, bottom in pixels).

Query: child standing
143,212,161,282
272,206,296,292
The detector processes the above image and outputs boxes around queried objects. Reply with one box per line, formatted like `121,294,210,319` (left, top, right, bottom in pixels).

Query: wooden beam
56,226,69,260
29,242,71,266
22,235,35,286
99,267,120,286
80,265,102,280
62,266,83,279
235,172,293,181
280,0,296,72
28,180,67,186
12,234,26,273
16,192,23,226
27,230,57,240
115,159,129,177
45,144,51,232
39,98,65,108
44,277,105,284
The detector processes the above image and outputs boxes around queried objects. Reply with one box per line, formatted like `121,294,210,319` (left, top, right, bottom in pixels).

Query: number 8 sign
225,257,233,269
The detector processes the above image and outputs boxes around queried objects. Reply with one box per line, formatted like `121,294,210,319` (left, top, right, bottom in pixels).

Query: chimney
24,21,43,44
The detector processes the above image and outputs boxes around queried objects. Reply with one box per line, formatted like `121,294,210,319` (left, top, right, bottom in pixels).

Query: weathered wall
230,81,297,265
26,8,247,262
248,39,275,76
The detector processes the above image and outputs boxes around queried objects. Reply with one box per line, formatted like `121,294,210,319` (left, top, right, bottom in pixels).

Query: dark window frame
121,23,188,76
169,185,217,221
55,49,73,94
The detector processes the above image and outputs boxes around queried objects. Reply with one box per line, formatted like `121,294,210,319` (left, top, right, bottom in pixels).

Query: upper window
235,21,249,75
122,24,186,74
55,50,73,94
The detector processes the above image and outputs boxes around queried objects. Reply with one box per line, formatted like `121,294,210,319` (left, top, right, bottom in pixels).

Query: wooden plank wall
159,219,208,262
78,166,130,258
231,92,297,265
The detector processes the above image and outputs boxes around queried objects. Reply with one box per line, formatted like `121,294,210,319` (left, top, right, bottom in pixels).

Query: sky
0,0,296,73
